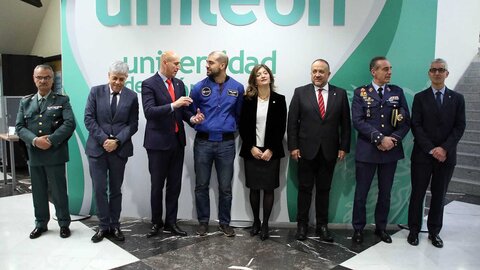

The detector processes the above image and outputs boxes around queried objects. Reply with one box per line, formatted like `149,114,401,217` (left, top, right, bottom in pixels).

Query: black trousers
408,161,454,235
297,148,336,226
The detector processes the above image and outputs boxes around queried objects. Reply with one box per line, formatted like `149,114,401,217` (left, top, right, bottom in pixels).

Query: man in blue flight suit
351,56,410,244
190,51,244,237
16,64,76,239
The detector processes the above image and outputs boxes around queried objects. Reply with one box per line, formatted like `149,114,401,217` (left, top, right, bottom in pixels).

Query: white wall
31,0,61,57
436,0,480,87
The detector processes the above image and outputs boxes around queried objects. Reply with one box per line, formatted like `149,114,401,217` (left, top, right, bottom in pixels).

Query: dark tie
435,91,442,108
111,92,119,117
318,89,325,119
378,87,383,99
38,97,45,111
166,79,179,132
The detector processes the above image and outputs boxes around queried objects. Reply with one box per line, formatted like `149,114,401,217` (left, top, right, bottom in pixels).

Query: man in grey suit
288,59,351,241
84,61,139,243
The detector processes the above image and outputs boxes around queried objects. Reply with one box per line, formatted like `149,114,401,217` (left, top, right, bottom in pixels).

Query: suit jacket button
39,122,42,125
39,115,42,118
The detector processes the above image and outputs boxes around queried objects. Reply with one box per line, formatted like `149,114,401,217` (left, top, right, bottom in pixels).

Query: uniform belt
196,132,234,141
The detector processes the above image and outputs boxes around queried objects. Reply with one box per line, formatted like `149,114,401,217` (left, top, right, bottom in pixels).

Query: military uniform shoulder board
54,92,67,97
23,93,35,99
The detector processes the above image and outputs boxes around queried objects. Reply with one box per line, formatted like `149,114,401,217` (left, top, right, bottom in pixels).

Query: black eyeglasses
429,68,447,73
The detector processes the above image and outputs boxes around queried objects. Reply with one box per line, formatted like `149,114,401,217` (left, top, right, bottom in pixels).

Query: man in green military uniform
15,64,76,239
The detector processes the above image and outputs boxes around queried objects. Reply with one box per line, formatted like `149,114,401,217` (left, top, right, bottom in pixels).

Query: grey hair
34,64,54,73
109,60,129,75
431,58,448,70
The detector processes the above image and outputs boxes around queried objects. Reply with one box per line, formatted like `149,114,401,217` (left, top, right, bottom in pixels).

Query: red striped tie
166,79,179,132
318,89,325,119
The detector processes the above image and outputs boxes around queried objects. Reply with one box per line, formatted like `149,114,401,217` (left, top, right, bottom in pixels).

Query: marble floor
1,179,480,269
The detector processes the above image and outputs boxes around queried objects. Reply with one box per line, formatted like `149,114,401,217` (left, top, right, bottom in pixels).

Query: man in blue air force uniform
351,56,410,244
16,64,76,239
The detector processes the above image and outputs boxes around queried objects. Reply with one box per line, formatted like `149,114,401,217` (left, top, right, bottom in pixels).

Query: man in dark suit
351,56,410,244
407,58,466,248
287,59,351,241
85,61,139,243
16,64,76,239
142,51,204,237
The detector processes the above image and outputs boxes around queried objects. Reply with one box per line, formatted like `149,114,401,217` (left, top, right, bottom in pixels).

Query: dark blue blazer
141,73,193,150
410,87,466,165
351,83,410,163
84,84,139,158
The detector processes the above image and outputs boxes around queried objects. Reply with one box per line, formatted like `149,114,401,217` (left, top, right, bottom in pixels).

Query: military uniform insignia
360,88,367,97
47,105,63,110
391,108,404,127
368,87,373,93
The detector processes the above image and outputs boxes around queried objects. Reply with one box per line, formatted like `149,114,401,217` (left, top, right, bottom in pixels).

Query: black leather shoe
60,227,71,238
375,230,392,243
316,225,334,242
164,223,187,236
352,230,363,244
295,224,308,241
29,227,47,239
91,229,108,243
111,228,125,241
259,223,269,241
407,232,419,246
428,234,443,248
250,220,261,236
146,223,163,238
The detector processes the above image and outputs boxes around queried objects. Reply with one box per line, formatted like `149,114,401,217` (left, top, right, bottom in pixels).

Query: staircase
450,54,480,196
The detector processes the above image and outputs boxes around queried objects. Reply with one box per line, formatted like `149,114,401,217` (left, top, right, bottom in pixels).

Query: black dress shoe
60,227,71,238
259,223,269,241
407,232,419,246
91,229,108,243
428,234,443,248
316,225,334,242
352,230,363,244
375,230,392,243
29,227,47,239
111,228,125,241
295,224,308,241
164,223,187,236
146,223,163,238
250,220,261,236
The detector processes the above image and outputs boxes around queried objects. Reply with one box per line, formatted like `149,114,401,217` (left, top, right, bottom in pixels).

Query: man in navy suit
85,61,139,243
142,51,204,237
407,58,466,248
351,56,410,244
288,59,351,242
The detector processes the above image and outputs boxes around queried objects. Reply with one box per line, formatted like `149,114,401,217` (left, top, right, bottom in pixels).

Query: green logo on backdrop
96,0,346,26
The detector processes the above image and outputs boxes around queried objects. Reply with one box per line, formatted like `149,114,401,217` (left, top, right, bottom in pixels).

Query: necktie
435,91,442,108
378,87,383,99
38,97,45,111
111,92,118,117
318,89,325,119
166,79,179,132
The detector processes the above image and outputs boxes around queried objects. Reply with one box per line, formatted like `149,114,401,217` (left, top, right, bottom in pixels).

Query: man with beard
190,51,244,237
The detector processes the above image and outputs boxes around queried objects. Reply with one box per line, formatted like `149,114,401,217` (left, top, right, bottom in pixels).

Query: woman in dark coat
239,64,287,240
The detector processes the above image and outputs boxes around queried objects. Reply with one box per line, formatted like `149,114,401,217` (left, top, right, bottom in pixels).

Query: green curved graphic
61,0,93,215
286,0,437,223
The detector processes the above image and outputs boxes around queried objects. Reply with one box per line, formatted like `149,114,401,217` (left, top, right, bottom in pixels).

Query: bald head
160,51,181,78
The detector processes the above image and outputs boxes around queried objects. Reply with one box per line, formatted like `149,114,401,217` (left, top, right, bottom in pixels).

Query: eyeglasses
35,76,52,81
429,68,447,73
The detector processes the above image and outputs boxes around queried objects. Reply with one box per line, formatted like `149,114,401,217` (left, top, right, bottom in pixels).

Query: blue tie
435,91,442,108
111,92,119,116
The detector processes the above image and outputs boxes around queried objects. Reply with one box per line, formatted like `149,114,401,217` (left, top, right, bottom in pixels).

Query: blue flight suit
351,83,410,231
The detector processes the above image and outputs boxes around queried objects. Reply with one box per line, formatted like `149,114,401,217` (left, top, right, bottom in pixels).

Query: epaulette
54,92,67,97
22,93,35,99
